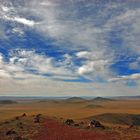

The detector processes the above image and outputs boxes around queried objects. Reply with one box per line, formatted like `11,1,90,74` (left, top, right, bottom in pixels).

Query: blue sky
0,0,140,96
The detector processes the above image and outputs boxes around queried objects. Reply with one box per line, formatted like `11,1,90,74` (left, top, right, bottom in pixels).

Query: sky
0,0,140,96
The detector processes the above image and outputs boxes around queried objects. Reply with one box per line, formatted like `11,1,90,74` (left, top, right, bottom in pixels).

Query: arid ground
0,97,140,140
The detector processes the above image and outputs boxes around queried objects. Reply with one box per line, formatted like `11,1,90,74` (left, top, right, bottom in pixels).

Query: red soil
35,118,118,140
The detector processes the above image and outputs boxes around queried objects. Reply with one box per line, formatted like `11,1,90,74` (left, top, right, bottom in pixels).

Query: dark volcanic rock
65,119,75,125
90,120,105,129
6,129,17,135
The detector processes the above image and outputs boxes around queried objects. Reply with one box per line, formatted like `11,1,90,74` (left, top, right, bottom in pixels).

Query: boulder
90,120,105,129
65,119,75,125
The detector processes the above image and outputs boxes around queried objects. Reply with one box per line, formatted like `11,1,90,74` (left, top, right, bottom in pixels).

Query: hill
92,97,114,102
0,100,17,104
87,113,140,125
65,97,87,102
113,96,140,100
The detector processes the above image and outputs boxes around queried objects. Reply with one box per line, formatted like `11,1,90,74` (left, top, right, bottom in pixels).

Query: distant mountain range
64,97,87,103
92,97,114,102
0,95,140,102
112,96,140,100
0,100,17,104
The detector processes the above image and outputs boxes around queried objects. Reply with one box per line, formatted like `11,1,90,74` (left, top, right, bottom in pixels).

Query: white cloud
0,70,10,78
104,8,140,54
76,51,91,59
13,17,35,27
40,1,56,6
76,51,112,81
0,76,139,96
1,6,10,12
109,73,140,82
0,4,35,27
11,27,24,36
0,54,3,63
0,49,76,81
129,59,140,70
78,60,109,75
3,15,35,27
22,0,118,82
106,9,140,27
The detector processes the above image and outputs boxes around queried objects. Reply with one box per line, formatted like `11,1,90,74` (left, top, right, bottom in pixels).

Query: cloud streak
109,73,140,82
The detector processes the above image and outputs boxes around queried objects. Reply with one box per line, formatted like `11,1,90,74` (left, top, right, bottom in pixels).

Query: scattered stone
6,129,16,135
65,119,75,125
15,116,20,120
74,123,80,127
118,126,121,129
129,125,134,129
80,121,84,125
13,136,23,140
86,126,90,129
128,125,138,130
89,120,105,129
17,122,23,129
36,114,42,117
34,114,42,123
34,117,40,123
4,121,10,124
19,122,23,125
22,113,27,117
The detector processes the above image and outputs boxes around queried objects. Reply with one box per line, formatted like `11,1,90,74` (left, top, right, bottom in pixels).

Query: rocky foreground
0,114,140,140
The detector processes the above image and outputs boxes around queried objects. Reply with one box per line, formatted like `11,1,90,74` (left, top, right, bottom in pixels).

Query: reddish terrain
35,118,118,140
